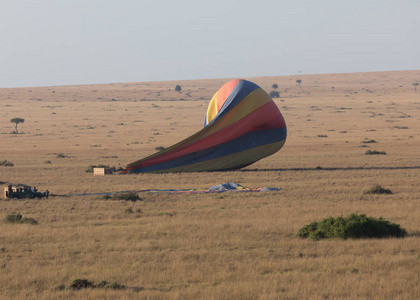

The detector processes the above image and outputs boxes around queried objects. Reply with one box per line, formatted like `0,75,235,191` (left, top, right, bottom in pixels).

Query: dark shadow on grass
407,231,420,238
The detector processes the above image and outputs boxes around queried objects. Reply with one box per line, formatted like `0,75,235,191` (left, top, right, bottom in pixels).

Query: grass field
1,70,419,299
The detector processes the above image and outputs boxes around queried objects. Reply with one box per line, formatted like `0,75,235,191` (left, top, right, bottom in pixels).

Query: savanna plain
0,70,419,299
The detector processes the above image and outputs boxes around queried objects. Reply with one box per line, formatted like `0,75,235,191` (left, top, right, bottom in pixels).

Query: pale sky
1,0,419,88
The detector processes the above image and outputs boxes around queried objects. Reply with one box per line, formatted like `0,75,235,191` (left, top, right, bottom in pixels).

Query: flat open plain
1,70,419,299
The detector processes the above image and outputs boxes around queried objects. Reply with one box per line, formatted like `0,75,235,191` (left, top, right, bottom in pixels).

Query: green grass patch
5,213,38,225
297,213,406,240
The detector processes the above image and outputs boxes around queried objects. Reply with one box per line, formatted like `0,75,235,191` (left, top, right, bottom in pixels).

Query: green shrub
56,153,66,158
297,213,406,240
364,184,392,194
365,150,386,155
5,213,38,225
155,146,166,151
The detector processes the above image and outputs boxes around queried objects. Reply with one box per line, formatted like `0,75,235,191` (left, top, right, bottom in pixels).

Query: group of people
16,186,37,193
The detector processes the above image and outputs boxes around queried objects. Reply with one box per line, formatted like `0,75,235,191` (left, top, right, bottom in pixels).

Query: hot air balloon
126,79,286,173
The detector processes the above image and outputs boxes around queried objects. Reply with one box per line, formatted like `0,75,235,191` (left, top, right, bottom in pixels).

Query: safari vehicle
3,184,45,199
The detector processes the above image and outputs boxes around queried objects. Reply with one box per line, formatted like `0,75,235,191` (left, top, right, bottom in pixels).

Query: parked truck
3,184,47,199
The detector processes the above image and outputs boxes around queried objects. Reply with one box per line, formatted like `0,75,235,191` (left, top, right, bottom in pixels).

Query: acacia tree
175,85,182,92
413,82,419,91
10,118,24,133
296,79,302,88
272,83,278,89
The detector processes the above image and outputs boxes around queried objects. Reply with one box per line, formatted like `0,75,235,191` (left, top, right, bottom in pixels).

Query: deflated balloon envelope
126,79,287,173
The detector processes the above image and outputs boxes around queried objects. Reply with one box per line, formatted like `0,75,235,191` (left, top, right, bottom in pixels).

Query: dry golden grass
0,70,419,299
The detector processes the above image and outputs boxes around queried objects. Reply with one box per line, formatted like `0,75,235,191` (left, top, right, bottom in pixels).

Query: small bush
155,146,166,151
5,214,22,223
70,279,95,290
69,279,125,290
365,150,386,155
361,139,377,143
0,160,14,166
175,85,182,92
110,192,141,202
56,153,66,158
125,207,134,214
297,213,406,240
364,184,393,194
96,281,126,290
5,213,38,225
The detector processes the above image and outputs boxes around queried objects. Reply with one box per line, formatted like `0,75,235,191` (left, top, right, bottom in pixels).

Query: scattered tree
10,118,24,133
272,83,278,89
296,79,302,88
175,85,182,92
413,82,419,91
